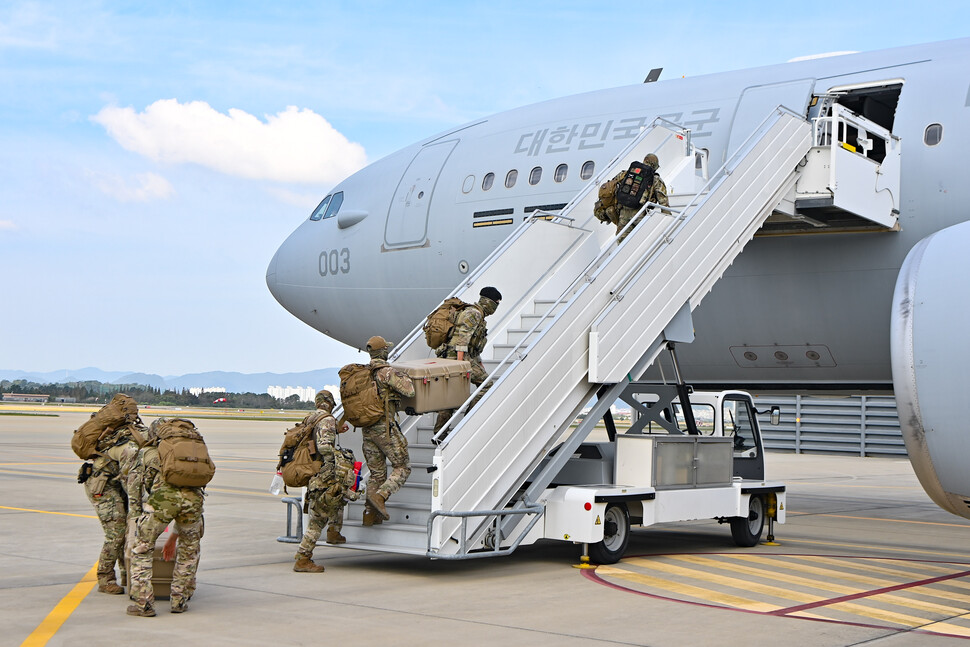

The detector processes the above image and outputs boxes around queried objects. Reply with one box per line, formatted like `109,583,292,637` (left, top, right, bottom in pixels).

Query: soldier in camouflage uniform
126,418,205,617
78,410,144,594
604,153,669,244
361,336,416,525
293,389,349,573
432,286,502,441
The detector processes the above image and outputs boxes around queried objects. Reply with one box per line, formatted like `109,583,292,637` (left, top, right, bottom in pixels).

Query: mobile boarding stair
279,105,893,558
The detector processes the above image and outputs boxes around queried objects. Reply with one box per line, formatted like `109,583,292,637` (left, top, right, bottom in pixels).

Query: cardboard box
392,358,472,414
125,546,175,599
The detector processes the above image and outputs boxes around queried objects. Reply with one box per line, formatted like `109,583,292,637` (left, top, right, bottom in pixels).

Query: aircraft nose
265,245,283,308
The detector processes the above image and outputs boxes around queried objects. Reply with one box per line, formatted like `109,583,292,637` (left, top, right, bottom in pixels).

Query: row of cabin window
313,126,943,221
480,160,597,192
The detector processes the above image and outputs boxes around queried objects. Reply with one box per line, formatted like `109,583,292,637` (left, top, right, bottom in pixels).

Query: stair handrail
607,107,803,303
431,119,694,445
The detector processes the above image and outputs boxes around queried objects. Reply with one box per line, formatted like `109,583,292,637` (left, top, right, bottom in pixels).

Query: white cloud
91,100,367,184
265,186,327,209
90,171,175,203
0,219,17,231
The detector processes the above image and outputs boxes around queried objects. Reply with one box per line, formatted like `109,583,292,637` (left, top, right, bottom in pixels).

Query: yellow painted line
0,469,75,480
921,614,970,638
20,563,97,647
649,555,925,623
788,483,923,490
0,506,95,519
629,556,824,604
733,555,968,617
596,564,782,612
0,462,78,467
666,554,962,624
787,511,970,529
787,555,970,599
738,554,906,587
783,536,970,560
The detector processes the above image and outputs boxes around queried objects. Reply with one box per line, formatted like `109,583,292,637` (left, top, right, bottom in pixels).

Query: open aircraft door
725,79,816,160
383,139,458,250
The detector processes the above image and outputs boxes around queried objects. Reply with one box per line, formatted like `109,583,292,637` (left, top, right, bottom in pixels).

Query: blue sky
1,1,968,376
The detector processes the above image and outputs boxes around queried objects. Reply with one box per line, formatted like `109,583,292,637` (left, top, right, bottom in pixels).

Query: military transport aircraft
266,38,970,521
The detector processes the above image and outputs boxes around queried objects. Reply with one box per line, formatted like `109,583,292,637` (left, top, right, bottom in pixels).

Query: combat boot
98,581,124,595
326,527,346,544
293,556,325,573
367,492,390,520
361,507,382,526
126,603,156,617
170,597,189,613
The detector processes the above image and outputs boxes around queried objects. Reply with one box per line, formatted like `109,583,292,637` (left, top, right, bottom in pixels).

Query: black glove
77,463,93,484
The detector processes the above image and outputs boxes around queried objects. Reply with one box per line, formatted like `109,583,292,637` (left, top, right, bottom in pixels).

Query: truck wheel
730,495,765,547
588,503,630,564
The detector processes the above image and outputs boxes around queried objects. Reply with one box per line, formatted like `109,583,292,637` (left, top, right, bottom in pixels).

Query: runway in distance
266,39,970,521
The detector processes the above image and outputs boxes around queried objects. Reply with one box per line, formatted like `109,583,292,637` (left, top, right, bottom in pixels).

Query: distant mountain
0,367,131,384
0,368,341,395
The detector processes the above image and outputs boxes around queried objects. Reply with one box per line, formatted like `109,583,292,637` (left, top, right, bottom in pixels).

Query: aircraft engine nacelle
891,219,970,519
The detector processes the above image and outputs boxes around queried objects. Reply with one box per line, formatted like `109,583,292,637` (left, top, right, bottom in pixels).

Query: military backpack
615,161,655,209
71,393,140,460
277,411,327,489
339,363,387,428
423,297,473,349
155,418,216,487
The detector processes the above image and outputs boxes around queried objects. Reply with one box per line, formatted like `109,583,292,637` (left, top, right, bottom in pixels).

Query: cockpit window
323,192,344,219
580,160,595,180
309,195,332,221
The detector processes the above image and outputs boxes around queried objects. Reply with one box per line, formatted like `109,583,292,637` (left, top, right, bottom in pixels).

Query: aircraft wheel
730,494,765,547
588,503,630,564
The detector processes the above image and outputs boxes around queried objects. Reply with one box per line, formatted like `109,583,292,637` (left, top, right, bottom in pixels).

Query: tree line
0,379,315,410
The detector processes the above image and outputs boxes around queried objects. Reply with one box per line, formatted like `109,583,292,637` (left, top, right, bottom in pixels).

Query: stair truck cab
522,386,785,564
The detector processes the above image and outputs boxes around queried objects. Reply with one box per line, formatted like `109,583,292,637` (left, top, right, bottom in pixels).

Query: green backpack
277,411,327,489
155,418,215,487
339,364,387,428
423,297,471,349
71,393,140,460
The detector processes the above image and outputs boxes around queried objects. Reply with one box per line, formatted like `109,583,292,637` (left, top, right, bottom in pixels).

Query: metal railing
426,500,544,560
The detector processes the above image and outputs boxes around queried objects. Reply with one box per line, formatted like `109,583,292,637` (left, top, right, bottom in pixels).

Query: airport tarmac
4,408,970,646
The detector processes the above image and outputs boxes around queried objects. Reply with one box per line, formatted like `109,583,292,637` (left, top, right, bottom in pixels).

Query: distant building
267,386,316,402
3,393,49,403
189,387,227,397
53,396,76,403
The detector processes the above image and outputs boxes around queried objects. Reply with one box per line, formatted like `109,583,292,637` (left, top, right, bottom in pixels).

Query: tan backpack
71,393,140,460
155,418,215,487
423,297,472,349
277,411,326,489
339,363,387,428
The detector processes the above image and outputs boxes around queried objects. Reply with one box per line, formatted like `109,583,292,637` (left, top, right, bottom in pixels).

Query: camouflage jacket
446,303,487,357
370,359,416,413
308,411,339,487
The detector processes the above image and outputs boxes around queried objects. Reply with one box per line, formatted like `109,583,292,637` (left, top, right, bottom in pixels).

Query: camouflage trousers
130,485,204,611
83,477,127,586
296,481,346,558
615,206,644,244
433,354,490,437
362,423,410,504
